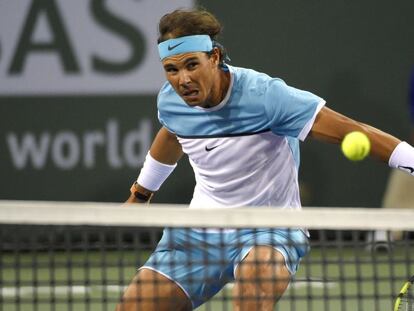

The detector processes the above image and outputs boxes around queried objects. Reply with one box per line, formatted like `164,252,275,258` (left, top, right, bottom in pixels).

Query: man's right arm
126,127,183,204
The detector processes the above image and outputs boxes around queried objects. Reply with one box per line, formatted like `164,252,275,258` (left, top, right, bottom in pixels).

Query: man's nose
178,70,191,86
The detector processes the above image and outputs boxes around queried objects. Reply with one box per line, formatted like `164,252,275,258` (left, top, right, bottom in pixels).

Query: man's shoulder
229,65,274,97
157,82,181,111
158,81,175,97
229,65,268,81
230,65,285,84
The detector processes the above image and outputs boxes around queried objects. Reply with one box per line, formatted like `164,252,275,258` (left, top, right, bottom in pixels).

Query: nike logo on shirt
205,145,220,152
167,42,184,51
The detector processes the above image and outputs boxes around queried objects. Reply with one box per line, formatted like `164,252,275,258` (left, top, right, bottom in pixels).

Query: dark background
1,0,413,207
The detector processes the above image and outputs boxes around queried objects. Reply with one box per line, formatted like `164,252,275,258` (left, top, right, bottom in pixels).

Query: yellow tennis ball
341,131,371,161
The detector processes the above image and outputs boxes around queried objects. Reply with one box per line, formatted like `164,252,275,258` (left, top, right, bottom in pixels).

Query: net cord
0,200,413,230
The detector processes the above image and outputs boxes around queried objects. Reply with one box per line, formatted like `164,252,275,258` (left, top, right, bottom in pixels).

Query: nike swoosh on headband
167,41,184,51
158,35,212,60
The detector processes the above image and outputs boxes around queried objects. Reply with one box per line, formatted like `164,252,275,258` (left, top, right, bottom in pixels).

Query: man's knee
116,268,191,311
235,246,291,296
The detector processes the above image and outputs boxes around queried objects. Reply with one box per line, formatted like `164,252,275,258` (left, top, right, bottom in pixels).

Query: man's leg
116,268,192,311
232,246,291,311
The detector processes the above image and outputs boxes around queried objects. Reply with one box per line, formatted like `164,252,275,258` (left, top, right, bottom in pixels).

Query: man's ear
211,47,221,67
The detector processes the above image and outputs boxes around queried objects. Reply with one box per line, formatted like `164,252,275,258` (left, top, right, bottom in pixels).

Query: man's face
162,50,220,108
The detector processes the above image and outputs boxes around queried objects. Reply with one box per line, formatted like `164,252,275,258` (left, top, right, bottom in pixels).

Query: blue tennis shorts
140,228,309,309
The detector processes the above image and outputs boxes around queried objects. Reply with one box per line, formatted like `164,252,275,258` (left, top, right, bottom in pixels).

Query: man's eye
166,68,177,73
187,62,198,69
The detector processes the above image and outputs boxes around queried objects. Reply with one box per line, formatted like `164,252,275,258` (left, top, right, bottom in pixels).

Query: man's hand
125,182,154,204
125,193,142,204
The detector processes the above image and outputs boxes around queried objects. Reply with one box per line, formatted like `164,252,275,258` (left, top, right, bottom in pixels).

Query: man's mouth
182,89,199,99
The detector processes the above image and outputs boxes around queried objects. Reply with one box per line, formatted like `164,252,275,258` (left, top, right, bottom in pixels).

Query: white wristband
388,141,414,175
137,153,177,191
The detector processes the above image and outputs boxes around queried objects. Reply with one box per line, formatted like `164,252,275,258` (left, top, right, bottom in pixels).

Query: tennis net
1,200,413,311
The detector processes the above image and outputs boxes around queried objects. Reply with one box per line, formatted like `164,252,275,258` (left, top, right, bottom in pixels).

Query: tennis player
116,8,414,311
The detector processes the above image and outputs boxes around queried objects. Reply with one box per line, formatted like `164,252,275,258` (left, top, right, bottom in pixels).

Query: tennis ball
341,131,371,161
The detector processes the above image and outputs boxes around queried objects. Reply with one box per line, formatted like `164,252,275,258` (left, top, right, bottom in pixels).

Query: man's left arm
310,106,414,175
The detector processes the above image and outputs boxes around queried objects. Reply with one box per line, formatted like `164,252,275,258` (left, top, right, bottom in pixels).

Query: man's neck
206,69,230,108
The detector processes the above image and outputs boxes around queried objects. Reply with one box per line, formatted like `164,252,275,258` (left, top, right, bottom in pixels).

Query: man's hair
158,8,228,66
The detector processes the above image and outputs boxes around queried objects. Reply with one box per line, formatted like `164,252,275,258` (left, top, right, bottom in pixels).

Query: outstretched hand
125,193,141,204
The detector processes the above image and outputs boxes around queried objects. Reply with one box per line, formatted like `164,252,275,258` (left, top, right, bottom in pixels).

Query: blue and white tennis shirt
158,65,325,209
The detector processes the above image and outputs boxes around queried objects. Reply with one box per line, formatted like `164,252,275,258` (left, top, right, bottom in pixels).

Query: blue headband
158,35,213,60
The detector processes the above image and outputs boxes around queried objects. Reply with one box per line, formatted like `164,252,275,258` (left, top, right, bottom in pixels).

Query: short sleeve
156,83,178,134
264,79,325,140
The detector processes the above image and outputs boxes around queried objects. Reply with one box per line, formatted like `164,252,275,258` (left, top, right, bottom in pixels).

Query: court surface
2,244,412,311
